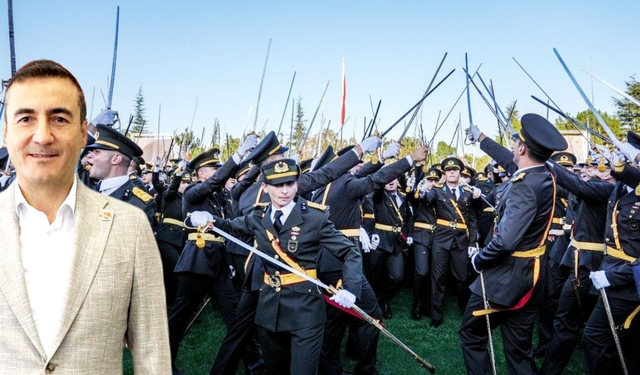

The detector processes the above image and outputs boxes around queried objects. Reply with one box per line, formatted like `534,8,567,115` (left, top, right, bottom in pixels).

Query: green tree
291,97,306,153
554,109,622,145
613,76,640,132
131,86,147,135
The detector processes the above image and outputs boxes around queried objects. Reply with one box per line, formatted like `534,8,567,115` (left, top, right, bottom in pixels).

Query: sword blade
553,48,620,146
600,288,629,375
579,66,640,108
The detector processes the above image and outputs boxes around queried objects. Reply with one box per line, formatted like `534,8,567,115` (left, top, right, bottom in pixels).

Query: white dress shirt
270,199,296,226
98,175,129,196
15,178,77,358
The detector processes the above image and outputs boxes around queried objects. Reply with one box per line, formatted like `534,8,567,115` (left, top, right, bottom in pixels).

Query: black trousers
156,239,182,305
210,289,263,375
431,242,468,321
413,242,431,310
540,268,597,374
168,272,241,363
319,270,381,375
459,291,541,375
536,257,569,353
259,323,325,375
369,249,403,303
582,294,640,375
227,252,249,289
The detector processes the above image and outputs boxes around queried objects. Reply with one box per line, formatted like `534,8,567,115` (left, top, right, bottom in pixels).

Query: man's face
349,161,364,175
197,166,218,181
225,177,237,190
511,138,525,165
141,172,152,184
86,148,119,180
264,181,297,208
384,179,398,192
461,176,471,185
580,165,590,181
445,169,460,184
426,179,436,190
4,77,87,188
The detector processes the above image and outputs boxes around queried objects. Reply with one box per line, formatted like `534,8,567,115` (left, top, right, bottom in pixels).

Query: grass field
124,287,586,374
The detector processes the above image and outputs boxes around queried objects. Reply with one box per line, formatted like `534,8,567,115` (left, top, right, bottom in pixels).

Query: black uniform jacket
471,165,554,306
372,189,412,253
155,174,185,247
423,185,478,250
214,198,363,332
109,179,156,226
313,157,412,271
599,163,640,302
176,158,239,276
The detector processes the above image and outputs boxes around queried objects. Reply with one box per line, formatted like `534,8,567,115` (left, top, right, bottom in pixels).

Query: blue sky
1,1,638,149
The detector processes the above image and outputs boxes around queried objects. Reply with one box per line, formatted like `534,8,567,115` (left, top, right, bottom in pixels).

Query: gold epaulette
435,183,443,188
462,186,472,193
510,173,527,183
129,174,137,180
132,187,153,203
254,202,269,209
614,161,625,173
307,201,328,211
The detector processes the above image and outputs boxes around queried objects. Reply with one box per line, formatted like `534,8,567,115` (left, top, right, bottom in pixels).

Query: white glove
406,236,413,246
237,134,258,155
371,234,380,250
359,227,372,253
382,142,401,160
613,150,628,166
189,211,213,227
359,136,383,154
419,179,430,193
618,143,640,163
589,271,610,290
90,108,118,126
290,153,301,164
330,289,357,308
468,246,478,258
471,187,482,199
467,124,482,143
471,252,480,273
178,159,187,169
595,144,613,161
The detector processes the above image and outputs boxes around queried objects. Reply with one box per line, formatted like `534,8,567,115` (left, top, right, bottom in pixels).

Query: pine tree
613,76,640,132
131,86,147,135
292,96,306,152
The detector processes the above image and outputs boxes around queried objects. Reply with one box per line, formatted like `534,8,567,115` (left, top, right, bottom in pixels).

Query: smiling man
0,60,170,374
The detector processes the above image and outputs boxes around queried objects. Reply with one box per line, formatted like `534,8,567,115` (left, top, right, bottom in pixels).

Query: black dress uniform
213,159,364,375
210,134,364,375
540,158,612,374
423,157,478,325
408,167,441,319
155,171,190,305
582,161,640,375
168,149,262,370
370,184,412,318
459,114,568,375
312,152,412,375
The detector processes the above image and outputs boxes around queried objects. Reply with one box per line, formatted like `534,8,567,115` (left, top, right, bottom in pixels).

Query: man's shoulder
80,183,150,222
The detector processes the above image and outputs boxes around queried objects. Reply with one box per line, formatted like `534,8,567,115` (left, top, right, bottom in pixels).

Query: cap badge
274,161,289,173
561,155,569,162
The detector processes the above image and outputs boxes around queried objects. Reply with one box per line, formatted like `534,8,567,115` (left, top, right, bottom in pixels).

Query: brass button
46,363,57,373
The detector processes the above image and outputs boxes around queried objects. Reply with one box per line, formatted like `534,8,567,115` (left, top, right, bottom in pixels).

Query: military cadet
312,142,428,374
537,151,614,373
474,171,495,249
460,115,568,375
210,133,382,375
421,156,479,327
370,173,413,320
581,135,640,374
84,125,156,225
168,135,262,375
155,169,191,305
409,166,442,320
196,158,363,375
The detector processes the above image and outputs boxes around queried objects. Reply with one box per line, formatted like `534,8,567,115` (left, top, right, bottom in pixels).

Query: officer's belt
482,207,495,213
414,222,436,231
605,246,638,263
511,245,546,258
340,229,360,237
570,239,604,252
375,223,403,233
435,219,467,230
162,218,184,227
552,217,566,225
187,233,224,243
264,269,317,288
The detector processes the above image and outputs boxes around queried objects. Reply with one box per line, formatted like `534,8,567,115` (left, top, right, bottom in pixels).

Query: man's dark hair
527,146,550,164
5,59,87,122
